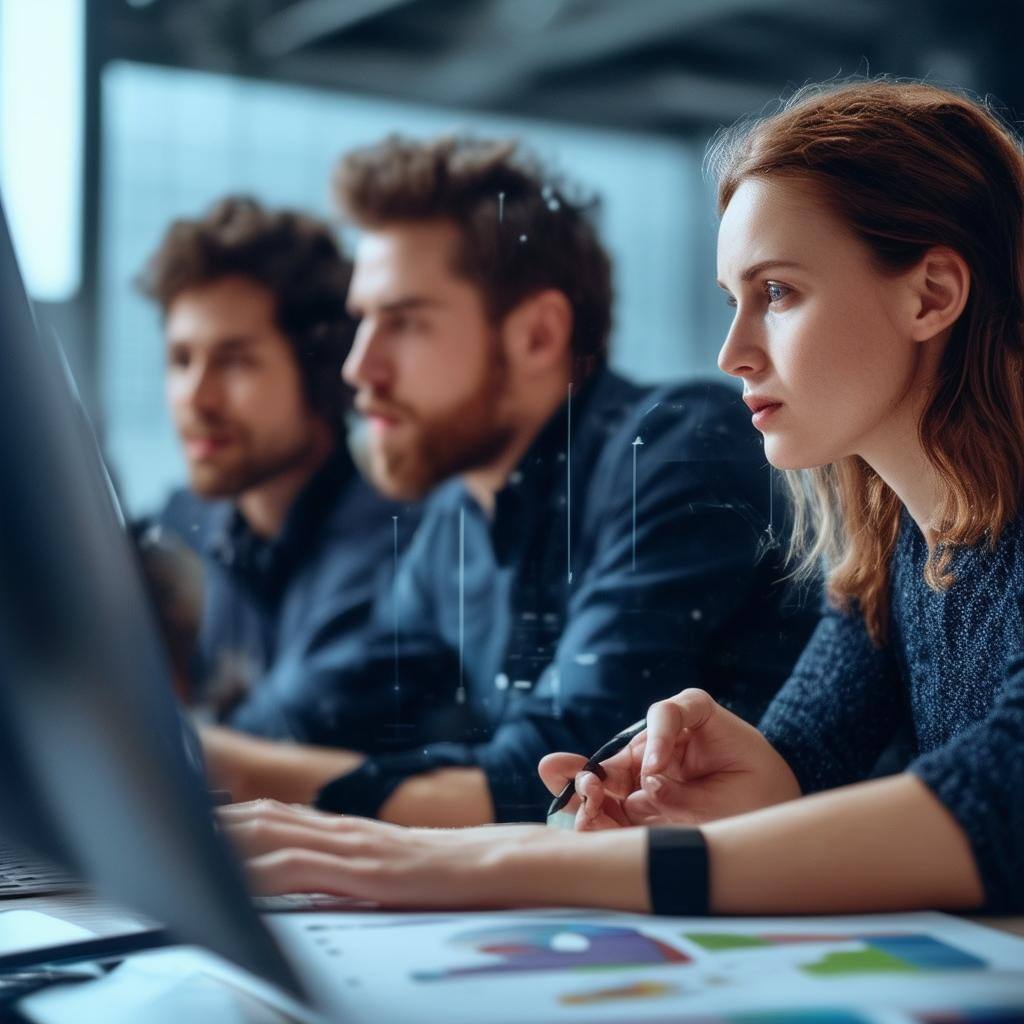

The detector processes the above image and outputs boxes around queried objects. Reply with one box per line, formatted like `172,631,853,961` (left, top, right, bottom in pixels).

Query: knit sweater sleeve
909,649,1024,912
758,604,902,794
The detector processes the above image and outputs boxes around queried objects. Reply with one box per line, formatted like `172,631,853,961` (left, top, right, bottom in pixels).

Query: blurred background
2,0,1021,513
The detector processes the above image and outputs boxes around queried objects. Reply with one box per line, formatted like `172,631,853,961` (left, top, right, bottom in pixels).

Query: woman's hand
539,688,801,831
218,800,649,911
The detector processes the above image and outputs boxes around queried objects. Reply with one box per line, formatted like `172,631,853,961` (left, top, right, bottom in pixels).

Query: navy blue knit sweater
759,507,1024,911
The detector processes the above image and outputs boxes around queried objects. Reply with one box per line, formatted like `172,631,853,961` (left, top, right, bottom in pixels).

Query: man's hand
200,724,365,805
538,688,801,830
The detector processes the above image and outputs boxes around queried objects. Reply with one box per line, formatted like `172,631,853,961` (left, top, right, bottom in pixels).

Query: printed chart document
266,909,1024,1023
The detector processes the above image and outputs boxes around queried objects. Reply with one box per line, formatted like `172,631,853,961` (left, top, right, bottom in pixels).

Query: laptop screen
0,192,303,999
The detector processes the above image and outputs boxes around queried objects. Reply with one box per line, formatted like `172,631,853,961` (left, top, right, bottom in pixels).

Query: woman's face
716,176,925,470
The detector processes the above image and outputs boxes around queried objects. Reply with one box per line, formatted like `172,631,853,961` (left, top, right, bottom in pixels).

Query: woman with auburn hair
220,80,1024,917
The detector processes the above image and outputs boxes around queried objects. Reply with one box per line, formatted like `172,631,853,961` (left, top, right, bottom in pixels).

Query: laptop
0,191,310,1005
0,845,77,899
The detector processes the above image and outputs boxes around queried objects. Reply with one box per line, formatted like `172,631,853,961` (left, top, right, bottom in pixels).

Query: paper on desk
0,910,94,956
266,909,1024,1024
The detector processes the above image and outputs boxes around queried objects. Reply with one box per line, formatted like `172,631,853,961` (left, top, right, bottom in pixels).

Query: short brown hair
137,196,355,429
333,135,613,378
708,79,1024,643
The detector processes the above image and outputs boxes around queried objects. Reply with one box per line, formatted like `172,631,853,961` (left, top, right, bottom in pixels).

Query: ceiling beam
423,0,885,104
251,0,419,59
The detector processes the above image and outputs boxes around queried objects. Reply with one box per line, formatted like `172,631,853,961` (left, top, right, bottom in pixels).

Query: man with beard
141,198,430,787
203,139,816,824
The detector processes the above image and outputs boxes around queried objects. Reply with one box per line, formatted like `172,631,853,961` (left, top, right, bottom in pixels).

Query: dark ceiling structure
101,0,1024,137
55,0,1021,414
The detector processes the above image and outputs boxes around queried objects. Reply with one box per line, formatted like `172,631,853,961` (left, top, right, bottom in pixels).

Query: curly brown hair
333,135,613,379
137,196,356,430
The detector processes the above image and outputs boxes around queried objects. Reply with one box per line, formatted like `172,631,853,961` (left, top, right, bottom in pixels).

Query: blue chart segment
684,932,985,976
413,922,691,981
680,1014,871,1024
914,1012,1024,1023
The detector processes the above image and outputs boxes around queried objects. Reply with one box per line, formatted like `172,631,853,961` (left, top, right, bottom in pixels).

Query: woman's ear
906,247,971,342
503,289,574,375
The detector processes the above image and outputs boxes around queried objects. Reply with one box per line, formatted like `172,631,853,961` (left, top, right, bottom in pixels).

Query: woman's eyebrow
739,259,805,282
716,259,805,291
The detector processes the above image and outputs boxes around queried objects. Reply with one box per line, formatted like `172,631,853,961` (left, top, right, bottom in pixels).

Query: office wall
98,61,730,513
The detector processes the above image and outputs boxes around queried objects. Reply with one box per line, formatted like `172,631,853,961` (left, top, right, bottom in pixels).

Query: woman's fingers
592,736,647,796
246,847,372,898
218,798,322,824
573,771,633,831
575,770,605,826
621,784,707,826
538,752,589,798
221,810,383,862
220,809,398,900
642,689,716,777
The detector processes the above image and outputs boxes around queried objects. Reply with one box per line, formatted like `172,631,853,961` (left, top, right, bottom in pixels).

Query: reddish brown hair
707,80,1024,642
333,134,613,380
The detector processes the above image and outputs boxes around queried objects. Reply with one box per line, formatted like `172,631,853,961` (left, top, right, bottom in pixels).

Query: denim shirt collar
206,445,354,599
487,370,606,567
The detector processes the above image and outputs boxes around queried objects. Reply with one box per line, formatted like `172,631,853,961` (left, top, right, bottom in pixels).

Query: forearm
487,772,984,916
259,743,366,805
703,772,985,914
380,768,496,827
491,827,649,912
202,725,365,804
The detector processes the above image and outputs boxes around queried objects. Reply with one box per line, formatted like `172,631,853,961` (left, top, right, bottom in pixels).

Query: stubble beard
186,429,323,500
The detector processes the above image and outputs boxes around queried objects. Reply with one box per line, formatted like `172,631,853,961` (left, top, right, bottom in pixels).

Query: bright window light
0,0,84,301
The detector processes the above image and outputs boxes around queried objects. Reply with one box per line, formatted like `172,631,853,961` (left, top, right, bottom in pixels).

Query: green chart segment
683,933,986,975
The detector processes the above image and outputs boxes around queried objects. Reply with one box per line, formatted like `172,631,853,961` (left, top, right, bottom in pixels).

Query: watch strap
647,827,710,916
314,757,409,818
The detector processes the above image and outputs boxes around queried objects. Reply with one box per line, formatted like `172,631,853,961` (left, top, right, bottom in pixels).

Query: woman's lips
743,395,783,429
751,402,782,428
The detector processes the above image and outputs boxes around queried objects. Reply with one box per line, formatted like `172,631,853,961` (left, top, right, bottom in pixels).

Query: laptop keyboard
253,893,373,912
0,846,79,898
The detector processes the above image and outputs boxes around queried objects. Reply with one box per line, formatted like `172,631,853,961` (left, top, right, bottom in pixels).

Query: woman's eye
764,281,790,304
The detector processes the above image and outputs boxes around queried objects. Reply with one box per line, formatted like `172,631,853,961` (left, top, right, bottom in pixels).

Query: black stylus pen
546,717,647,818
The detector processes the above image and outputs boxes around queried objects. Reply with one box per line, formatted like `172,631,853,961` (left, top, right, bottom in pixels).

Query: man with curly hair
139,197,434,788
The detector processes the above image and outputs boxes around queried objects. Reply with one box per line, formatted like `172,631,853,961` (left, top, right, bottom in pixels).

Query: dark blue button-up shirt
158,447,425,749
341,369,818,821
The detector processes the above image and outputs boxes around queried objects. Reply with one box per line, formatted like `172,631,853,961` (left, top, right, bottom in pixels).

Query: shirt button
494,673,509,690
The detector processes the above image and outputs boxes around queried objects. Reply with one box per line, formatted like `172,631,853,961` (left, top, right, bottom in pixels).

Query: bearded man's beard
365,352,514,501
